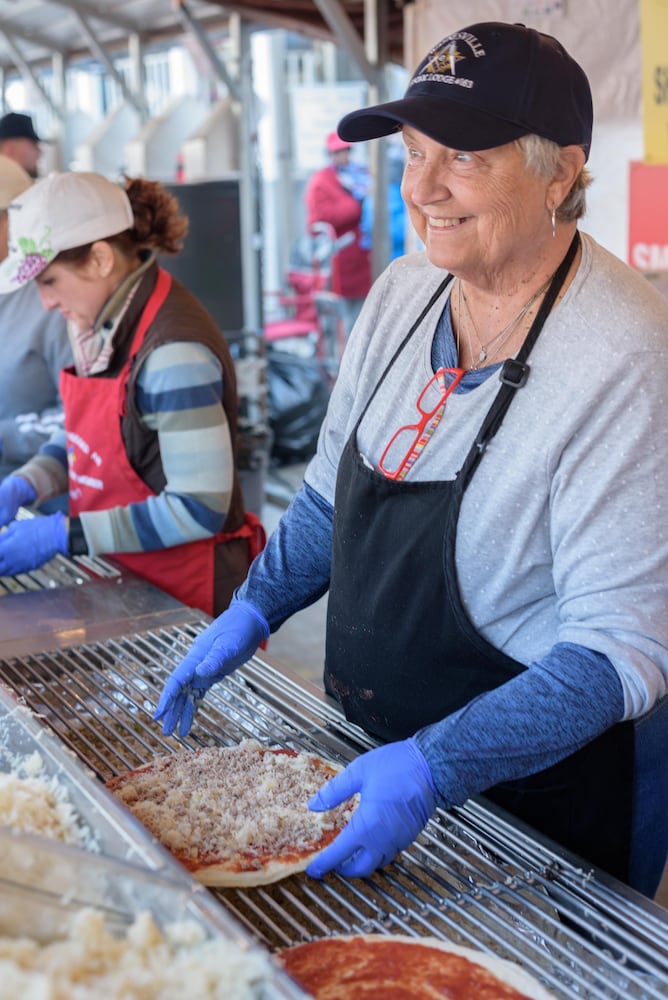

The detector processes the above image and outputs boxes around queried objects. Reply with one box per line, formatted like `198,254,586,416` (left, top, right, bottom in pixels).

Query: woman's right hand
153,600,270,737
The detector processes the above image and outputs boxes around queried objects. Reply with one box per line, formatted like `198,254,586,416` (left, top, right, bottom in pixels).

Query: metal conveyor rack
0,617,665,1000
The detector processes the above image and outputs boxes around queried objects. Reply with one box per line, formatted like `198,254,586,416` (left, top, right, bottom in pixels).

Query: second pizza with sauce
280,935,557,1000
105,739,356,886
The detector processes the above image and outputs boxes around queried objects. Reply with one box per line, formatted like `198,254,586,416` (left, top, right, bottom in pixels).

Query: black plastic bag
267,347,331,463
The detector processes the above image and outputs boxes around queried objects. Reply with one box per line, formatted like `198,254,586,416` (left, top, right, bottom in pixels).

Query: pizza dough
105,739,356,887
280,934,556,1000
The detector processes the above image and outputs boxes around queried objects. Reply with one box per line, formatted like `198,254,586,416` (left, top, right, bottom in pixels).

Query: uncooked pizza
280,934,556,1000
105,739,356,887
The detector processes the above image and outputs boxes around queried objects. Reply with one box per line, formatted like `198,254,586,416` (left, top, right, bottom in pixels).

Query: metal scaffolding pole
237,18,262,333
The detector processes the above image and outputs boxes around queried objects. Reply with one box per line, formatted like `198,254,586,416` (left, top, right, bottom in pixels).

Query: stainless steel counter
0,578,665,999
0,571,196,657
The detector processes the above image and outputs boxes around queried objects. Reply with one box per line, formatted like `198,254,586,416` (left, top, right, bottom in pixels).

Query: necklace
457,275,553,370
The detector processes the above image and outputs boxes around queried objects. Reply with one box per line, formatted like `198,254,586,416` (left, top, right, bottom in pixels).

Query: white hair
517,133,591,221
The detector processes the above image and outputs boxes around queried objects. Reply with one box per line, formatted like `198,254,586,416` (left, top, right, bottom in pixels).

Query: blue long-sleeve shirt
23,340,232,555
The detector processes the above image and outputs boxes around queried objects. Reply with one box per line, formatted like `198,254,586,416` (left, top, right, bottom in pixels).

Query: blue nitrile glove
0,475,36,527
153,600,270,737
0,512,67,575
306,738,437,879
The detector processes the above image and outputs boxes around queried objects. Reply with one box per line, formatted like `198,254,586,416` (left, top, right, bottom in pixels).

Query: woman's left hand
306,738,437,879
0,512,68,575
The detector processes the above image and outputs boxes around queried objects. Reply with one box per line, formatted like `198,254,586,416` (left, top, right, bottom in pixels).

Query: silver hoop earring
551,206,556,239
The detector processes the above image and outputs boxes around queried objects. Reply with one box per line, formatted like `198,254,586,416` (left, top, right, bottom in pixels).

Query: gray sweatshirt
0,281,72,480
305,233,668,719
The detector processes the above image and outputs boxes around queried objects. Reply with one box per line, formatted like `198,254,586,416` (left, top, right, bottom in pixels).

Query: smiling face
400,127,556,288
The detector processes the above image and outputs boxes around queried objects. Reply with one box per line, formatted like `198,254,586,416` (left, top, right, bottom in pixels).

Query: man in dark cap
0,112,42,178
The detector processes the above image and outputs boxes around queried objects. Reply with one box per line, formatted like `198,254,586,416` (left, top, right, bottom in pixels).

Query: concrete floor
260,462,668,910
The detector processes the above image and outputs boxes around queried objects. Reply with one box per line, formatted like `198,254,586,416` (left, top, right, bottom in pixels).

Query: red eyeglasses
379,367,464,480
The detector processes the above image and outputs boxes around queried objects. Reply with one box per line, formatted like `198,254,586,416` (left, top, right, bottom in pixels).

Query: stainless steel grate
0,620,666,1000
0,508,121,597
0,554,120,594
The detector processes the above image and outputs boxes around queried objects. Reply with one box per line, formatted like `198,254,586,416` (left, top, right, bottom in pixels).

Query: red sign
628,161,668,270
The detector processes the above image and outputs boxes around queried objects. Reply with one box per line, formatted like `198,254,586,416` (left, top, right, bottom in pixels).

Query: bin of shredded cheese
0,833,306,1000
0,905,278,999
0,682,171,870
0,681,306,999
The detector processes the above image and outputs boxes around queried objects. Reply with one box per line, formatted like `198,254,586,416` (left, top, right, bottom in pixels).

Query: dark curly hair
120,176,189,254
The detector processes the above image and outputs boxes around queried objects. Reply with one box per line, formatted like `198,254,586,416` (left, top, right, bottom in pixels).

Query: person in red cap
325,131,351,155
304,130,372,335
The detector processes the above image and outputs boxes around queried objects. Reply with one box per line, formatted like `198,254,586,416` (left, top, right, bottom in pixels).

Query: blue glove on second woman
154,600,270,737
0,512,67,575
306,738,437,879
0,475,36,527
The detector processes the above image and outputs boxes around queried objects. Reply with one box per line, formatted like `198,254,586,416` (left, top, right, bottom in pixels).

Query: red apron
60,267,264,616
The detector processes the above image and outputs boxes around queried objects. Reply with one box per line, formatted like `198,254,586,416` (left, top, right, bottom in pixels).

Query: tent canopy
0,0,406,79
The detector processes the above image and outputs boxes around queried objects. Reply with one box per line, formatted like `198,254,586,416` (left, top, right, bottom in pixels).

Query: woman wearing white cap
157,22,668,896
0,171,264,617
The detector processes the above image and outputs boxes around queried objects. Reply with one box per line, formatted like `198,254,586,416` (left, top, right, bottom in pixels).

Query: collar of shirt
70,250,156,376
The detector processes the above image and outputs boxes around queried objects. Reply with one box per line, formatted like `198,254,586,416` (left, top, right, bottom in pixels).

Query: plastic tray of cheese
0,830,304,999
0,683,307,999
0,680,173,870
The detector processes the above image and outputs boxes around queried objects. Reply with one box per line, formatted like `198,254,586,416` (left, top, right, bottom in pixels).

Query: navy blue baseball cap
0,112,41,143
338,22,593,160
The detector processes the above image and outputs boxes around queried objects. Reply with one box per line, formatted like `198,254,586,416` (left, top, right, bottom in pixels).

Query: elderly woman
156,22,668,896
0,171,263,616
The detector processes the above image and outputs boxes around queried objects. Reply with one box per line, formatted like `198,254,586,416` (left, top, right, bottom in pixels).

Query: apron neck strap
357,273,454,425
127,266,173,361
459,231,580,487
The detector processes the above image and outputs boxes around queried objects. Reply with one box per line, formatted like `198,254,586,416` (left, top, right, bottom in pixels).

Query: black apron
325,235,634,883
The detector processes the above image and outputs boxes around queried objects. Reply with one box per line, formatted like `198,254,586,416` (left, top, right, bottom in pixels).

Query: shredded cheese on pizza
108,739,355,876
0,908,271,999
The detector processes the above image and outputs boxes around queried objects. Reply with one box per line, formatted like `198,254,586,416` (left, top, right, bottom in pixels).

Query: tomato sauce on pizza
280,935,556,1000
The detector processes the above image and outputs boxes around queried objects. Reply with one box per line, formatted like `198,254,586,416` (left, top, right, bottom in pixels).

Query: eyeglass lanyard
381,367,464,481
398,404,444,480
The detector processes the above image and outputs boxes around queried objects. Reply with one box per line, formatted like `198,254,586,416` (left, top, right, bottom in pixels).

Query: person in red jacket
304,131,372,335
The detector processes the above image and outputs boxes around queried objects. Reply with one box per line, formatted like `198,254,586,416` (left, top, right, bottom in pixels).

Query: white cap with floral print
0,170,134,294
